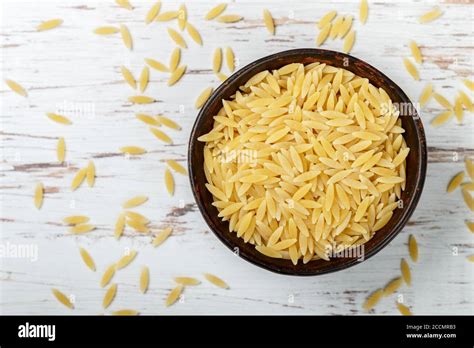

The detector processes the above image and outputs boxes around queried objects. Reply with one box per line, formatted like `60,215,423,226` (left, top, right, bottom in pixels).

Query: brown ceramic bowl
188,49,427,276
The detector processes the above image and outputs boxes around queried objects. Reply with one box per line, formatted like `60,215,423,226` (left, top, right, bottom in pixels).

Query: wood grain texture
0,0,473,315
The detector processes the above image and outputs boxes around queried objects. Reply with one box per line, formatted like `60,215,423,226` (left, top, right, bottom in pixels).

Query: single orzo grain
5,79,27,97
205,3,227,20
37,19,63,31
34,183,43,209
51,288,74,309
165,284,183,306
79,247,96,271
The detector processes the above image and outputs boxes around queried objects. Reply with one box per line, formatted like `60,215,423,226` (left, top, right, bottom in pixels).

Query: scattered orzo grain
125,211,149,224
383,277,403,297
5,79,27,97
156,115,181,130
69,223,96,234
216,14,243,23
116,0,133,10
466,221,474,233
462,183,474,192
145,1,161,24
403,58,419,80
316,23,331,46
462,189,474,211
128,95,155,104
168,65,186,86
150,127,172,144
466,158,474,180
419,6,443,24
186,23,202,45
400,258,411,286
126,214,147,228
119,146,146,155
178,4,187,31
329,16,343,40
467,255,474,262
123,196,148,209
86,160,95,187
174,277,201,286
126,219,149,233
167,28,187,48
204,273,229,289
213,48,222,73
121,66,136,89
363,288,383,311
408,235,418,262
51,288,74,309
164,168,175,195
419,83,433,107
139,67,149,93
263,9,275,35
57,137,65,163
156,11,179,22
225,47,235,72
216,72,228,81
116,250,137,270
463,79,474,91
447,171,464,193
79,247,96,271
71,168,87,191
458,91,473,111
409,41,422,64
430,110,453,127
102,283,117,309
342,30,355,53
94,26,119,35
166,160,187,175
112,309,139,315
47,113,72,125
152,227,173,247
359,0,368,24
34,183,43,209
165,284,183,307
396,302,412,316
338,16,353,39
169,48,181,72
318,10,337,29
454,96,463,123
205,3,227,20
37,19,63,31
195,87,213,109
145,58,169,72
114,213,126,239
101,264,116,288
433,93,453,109
140,266,149,293
120,24,133,50
63,215,89,225
136,113,160,126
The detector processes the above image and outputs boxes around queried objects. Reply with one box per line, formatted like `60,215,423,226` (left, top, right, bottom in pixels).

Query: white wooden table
1,0,473,315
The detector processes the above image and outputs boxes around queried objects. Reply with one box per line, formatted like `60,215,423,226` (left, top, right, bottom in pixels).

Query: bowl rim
188,48,427,276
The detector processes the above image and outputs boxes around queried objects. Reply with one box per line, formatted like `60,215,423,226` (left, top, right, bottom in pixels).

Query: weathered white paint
0,0,473,315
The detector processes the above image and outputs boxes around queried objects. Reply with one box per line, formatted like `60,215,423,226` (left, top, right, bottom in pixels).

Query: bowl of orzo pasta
188,49,427,275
